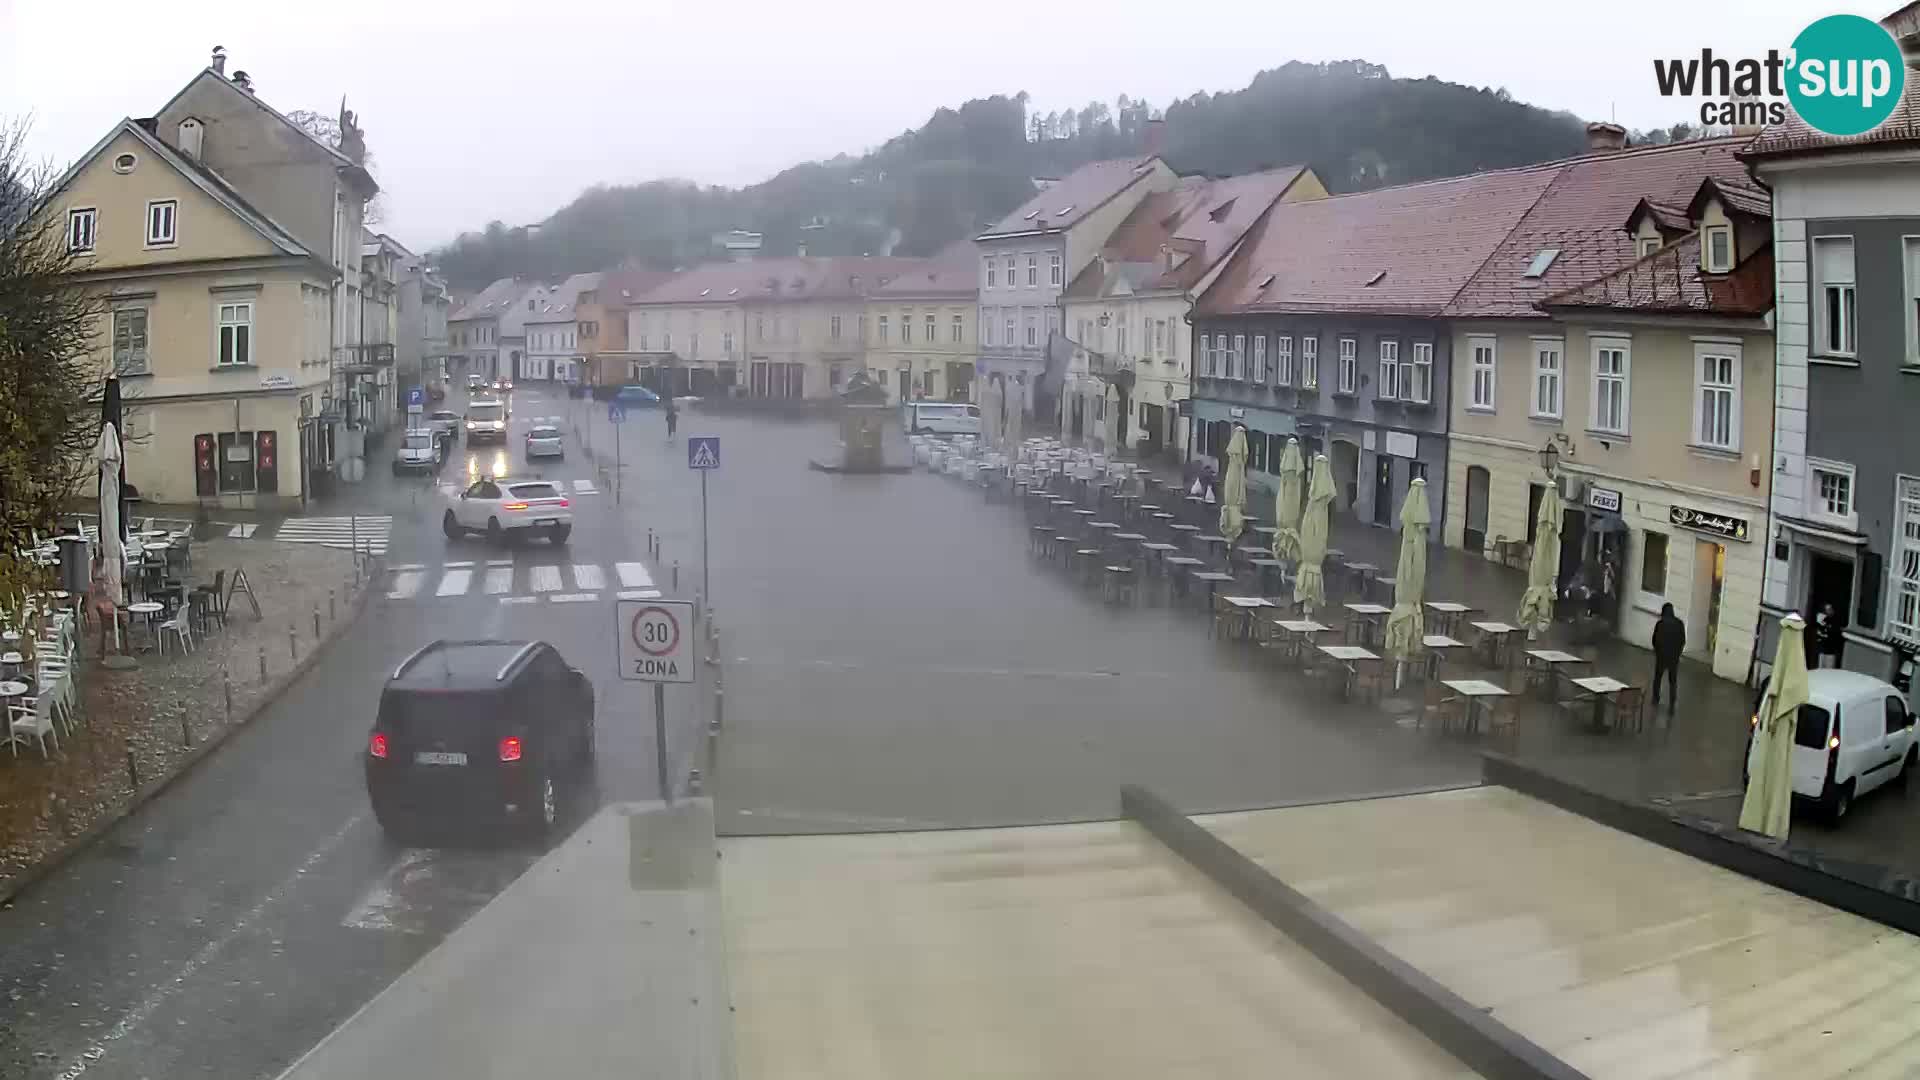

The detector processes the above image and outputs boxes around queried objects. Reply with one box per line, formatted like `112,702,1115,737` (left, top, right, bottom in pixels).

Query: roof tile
1067,167,1307,298
1742,69,1920,158
977,156,1162,238
1540,231,1774,317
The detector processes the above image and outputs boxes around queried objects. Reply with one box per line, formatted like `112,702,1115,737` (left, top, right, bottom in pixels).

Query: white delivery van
1747,668,1916,820
908,402,983,437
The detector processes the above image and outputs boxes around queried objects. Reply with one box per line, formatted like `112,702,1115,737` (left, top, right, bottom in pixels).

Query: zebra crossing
270,515,393,556
383,558,661,605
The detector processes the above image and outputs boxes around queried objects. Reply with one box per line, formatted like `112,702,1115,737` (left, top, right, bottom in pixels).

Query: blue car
613,385,661,406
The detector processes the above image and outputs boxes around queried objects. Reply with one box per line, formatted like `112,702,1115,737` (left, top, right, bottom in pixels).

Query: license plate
414,751,467,766
536,518,558,526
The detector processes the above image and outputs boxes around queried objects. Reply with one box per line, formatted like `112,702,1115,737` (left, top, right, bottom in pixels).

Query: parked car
612,384,661,406
392,429,443,476
466,373,486,391
366,639,595,843
427,409,462,443
1745,668,1917,820
465,399,508,444
525,424,564,461
442,475,572,545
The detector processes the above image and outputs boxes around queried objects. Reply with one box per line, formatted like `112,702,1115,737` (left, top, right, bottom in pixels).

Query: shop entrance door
1692,540,1726,659
1373,455,1393,526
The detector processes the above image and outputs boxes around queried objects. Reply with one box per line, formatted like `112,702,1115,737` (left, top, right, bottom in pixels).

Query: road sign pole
654,681,670,805
700,469,710,604
614,415,622,505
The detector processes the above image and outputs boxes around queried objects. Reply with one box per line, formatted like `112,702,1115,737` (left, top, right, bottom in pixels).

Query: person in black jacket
1651,602,1686,713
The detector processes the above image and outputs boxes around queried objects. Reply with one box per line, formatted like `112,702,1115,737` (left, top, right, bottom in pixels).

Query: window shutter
255,431,278,493
1859,549,1883,630
194,434,217,496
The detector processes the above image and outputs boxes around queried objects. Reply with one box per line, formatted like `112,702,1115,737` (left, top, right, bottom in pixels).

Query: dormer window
1704,225,1733,273
1637,237,1661,258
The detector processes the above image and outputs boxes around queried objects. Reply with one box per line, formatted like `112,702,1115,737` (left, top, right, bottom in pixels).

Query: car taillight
503,501,530,510
556,498,570,508
498,736,523,762
1830,735,1841,750
369,732,389,759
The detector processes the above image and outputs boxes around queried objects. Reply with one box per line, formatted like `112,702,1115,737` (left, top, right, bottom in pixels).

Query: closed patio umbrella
1005,379,1024,449
1218,426,1247,544
1293,453,1334,613
1382,477,1430,662
1517,482,1563,637
96,419,126,658
1741,613,1810,841
1271,438,1304,561
981,378,1001,449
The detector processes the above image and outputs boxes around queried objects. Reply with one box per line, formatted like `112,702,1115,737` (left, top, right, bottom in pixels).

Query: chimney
1144,117,1165,156
210,45,227,75
795,243,806,258
178,117,204,161
1585,121,1627,153
231,70,253,93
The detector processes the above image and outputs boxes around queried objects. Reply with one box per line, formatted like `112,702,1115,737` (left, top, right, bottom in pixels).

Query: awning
1777,516,1869,547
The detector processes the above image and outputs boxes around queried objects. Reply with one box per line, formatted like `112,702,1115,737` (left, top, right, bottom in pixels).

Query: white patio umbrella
1741,613,1811,841
1271,438,1304,561
1517,483,1564,637
1219,426,1247,544
1294,454,1335,613
97,421,126,657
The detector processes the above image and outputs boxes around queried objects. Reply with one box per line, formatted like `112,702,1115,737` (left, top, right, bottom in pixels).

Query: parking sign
617,599,694,683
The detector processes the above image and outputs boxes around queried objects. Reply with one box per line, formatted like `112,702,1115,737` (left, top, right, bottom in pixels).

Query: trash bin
57,535,90,595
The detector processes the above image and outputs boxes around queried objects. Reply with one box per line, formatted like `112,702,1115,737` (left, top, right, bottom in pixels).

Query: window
1025,313,1037,346
1200,333,1215,377
1591,338,1629,434
1003,255,1016,285
1409,342,1432,404
112,308,149,375
878,314,889,342
981,310,992,346
1892,477,1920,644
876,369,888,387
1908,238,1920,365
1232,334,1246,380
1337,337,1356,394
1026,254,1038,286
900,312,911,343
1694,344,1740,450
663,330,673,352
145,199,177,246
1531,338,1562,418
1049,252,1062,286
830,315,842,340
1808,458,1856,528
951,314,963,343
984,257,995,288
1641,532,1669,596
722,330,734,356
1637,236,1661,258
217,302,253,366
1274,336,1293,385
1150,320,1163,356
1301,336,1319,389
1814,236,1856,357
1378,340,1400,399
689,332,700,358
1047,307,1058,340
1005,315,1015,346
925,313,935,342
67,208,96,252
1705,226,1732,272
1251,335,1267,383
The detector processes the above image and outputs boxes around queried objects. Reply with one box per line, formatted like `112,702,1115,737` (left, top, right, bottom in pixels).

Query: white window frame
112,306,150,375
1251,335,1267,383
1026,253,1038,287
830,315,841,340
984,257,996,289
1202,333,1216,377
1807,457,1858,531
1025,313,1037,347
1409,341,1432,404
1589,336,1631,435
1232,334,1246,381
1530,337,1563,420
1049,252,1062,286
67,207,96,253
951,313,963,343
1892,476,1920,645
1637,236,1661,258
1813,235,1857,358
1692,342,1741,452
878,314,889,343
1378,339,1400,400
1274,335,1294,385
1704,225,1732,273
144,199,177,248
1003,255,1016,285
1301,336,1319,389
1905,236,1920,366
1005,315,1015,347
1337,337,1357,394
216,301,254,367
925,313,936,343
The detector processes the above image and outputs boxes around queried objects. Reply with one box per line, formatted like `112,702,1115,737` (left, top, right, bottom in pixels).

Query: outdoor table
1168,523,1201,542
1317,644,1381,701
1163,556,1205,600
0,651,21,684
1267,617,1329,665
1568,675,1632,731
1139,542,1177,575
1102,565,1138,605
1193,534,1231,564
1248,558,1286,594
128,601,164,652
1524,649,1592,698
1251,525,1278,538
1343,602,1392,648
1215,595,1274,640
1470,621,1519,668
1113,532,1146,542
1424,600,1474,636
1440,678,1511,735
1191,571,1236,609
1088,521,1121,531
0,679,28,745
1417,633,1467,680
1341,561,1379,596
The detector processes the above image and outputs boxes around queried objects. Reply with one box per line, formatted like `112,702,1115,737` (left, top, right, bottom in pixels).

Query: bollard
53,794,69,837
259,645,268,682
712,685,724,733
647,528,655,556
672,561,680,591
687,768,703,796
289,625,297,662
181,712,192,748
329,588,336,623
313,606,322,639
126,745,139,792
224,671,233,723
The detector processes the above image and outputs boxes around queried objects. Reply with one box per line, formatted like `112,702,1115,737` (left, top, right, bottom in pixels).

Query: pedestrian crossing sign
687,436,720,470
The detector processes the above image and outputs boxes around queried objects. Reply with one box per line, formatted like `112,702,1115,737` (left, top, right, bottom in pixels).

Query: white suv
443,477,573,545
1747,668,1916,820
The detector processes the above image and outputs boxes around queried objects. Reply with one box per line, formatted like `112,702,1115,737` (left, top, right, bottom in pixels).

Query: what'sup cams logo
1654,13,1907,136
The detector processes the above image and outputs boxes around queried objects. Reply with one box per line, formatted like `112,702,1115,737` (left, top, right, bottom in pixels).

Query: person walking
1651,602,1686,713
664,400,679,441
1814,602,1846,669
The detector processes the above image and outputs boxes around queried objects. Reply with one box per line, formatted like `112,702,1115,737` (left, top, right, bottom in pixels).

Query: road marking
617,589,663,600
549,592,598,603
226,523,258,538
443,560,474,569
615,562,654,589
54,814,365,1080
435,569,472,597
271,515,392,556
571,563,604,590
386,571,424,600
530,565,562,592
483,567,514,594
499,596,537,605
572,479,599,494
388,563,426,572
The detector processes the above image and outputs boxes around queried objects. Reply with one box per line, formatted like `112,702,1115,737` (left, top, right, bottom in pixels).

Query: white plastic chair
9,694,59,759
37,665,74,733
157,606,195,655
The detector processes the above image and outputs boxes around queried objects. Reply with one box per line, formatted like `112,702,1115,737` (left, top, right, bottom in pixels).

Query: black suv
366,639,595,843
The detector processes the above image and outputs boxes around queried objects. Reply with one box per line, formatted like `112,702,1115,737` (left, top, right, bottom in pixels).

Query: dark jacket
1652,609,1686,663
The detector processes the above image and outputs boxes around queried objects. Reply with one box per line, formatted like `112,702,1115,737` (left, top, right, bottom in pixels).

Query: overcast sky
3,0,1820,251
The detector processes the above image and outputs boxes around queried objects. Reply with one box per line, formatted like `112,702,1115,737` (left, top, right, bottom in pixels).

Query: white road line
499,596,537,605
386,571,424,600
443,560,474,569
483,567,514,594
570,563,605,590
615,562,654,589
435,569,473,597
617,589,663,600
549,592,598,604
529,565,562,592
226,523,258,538
388,563,426,573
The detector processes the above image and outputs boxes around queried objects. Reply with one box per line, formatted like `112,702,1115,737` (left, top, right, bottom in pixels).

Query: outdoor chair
1420,680,1462,731
1029,525,1052,557
1102,565,1137,606
157,606,195,656
36,664,75,734
1486,695,1521,741
1351,660,1389,704
1612,686,1646,734
9,693,59,759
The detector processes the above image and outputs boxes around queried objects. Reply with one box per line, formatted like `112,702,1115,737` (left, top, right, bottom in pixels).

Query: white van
1747,668,1916,820
908,402,983,437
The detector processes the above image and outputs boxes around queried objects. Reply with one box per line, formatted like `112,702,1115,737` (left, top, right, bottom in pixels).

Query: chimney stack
211,45,227,75
1144,117,1166,156
231,70,253,93
1585,121,1627,153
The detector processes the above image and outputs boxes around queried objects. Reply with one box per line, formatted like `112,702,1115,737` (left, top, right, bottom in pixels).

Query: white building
523,272,600,383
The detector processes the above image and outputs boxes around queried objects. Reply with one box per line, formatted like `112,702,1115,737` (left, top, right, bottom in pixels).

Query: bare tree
287,108,385,225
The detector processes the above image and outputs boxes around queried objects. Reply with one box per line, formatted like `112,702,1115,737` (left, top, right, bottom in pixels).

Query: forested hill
432,60,1590,291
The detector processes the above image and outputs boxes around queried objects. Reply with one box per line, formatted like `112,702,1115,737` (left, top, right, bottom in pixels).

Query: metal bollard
259,645,268,682
181,712,192,748
313,606,322,639
126,745,139,791
711,685,724,733
647,528,655,556
329,588,336,623
687,769,703,796
672,561,680,591
288,625,297,662
224,671,233,722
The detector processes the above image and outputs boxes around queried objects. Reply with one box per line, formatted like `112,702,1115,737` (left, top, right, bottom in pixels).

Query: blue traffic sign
687,436,720,470
608,403,627,424
407,387,424,407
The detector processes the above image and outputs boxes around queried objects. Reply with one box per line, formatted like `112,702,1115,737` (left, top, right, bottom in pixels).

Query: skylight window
1257,273,1276,289
1524,248,1561,278
1023,210,1040,221
700,288,711,296
1365,270,1387,287
1056,205,1074,216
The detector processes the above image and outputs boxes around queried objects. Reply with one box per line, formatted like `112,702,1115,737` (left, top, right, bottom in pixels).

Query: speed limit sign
616,599,695,683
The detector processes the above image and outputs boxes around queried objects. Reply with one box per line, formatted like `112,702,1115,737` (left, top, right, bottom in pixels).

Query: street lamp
1538,439,1559,476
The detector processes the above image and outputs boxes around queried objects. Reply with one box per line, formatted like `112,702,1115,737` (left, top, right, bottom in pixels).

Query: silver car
392,430,442,475
525,424,564,460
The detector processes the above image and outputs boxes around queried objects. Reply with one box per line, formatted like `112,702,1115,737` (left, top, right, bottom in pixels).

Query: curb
0,570,377,908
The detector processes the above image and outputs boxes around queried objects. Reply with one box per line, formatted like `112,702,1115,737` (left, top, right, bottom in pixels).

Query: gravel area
0,538,369,898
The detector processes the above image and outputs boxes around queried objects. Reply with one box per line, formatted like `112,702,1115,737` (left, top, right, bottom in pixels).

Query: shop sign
1670,503,1750,542
1587,486,1622,513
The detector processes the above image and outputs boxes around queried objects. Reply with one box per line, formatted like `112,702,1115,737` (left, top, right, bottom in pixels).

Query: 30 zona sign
616,599,695,683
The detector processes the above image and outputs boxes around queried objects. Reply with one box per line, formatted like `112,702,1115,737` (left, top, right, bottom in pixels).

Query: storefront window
1641,532,1669,596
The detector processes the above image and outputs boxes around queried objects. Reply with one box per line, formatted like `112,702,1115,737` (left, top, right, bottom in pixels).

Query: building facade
447,277,526,381
866,244,977,403
523,272,598,383
394,248,449,402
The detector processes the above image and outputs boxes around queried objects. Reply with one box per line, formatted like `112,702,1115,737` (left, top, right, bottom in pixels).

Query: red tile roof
597,269,676,306
977,156,1163,239
1441,137,1754,318
1539,232,1774,317
1197,165,1562,318
1066,166,1309,298
634,256,926,305
1741,70,1920,158
872,241,978,298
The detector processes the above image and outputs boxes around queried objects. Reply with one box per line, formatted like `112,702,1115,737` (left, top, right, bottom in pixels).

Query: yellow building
865,244,977,403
